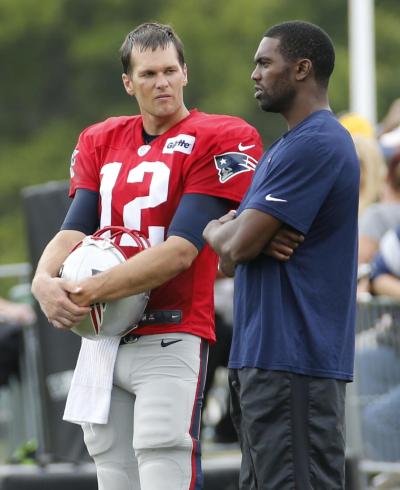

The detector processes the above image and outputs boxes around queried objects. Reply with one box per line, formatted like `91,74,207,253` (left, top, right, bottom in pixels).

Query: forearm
71,236,198,305
204,219,240,259
33,230,85,281
371,274,400,300
204,209,282,265
31,230,90,328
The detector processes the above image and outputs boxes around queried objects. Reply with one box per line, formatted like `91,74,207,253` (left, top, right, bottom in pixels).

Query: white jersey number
100,161,170,246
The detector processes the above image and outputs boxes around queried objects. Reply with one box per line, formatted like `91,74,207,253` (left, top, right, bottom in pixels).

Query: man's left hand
264,227,304,261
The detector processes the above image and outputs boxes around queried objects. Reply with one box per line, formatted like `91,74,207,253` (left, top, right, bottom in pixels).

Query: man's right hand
31,274,91,331
264,227,304,261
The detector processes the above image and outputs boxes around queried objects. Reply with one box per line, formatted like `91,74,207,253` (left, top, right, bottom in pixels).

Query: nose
155,73,168,89
251,66,260,81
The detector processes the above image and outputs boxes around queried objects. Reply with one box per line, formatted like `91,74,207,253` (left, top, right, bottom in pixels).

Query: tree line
0,0,399,271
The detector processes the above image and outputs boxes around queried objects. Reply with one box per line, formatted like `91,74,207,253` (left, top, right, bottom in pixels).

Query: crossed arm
203,208,304,276
32,195,303,330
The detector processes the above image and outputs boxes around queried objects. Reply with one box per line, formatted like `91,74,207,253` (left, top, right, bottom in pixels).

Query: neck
142,105,190,135
283,88,330,130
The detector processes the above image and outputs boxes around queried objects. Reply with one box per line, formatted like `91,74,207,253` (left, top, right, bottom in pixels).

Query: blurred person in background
0,297,35,326
352,133,386,216
355,225,400,462
359,150,400,265
204,20,358,489
370,225,400,299
339,112,386,216
378,98,400,138
378,98,400,160
0,297,35,388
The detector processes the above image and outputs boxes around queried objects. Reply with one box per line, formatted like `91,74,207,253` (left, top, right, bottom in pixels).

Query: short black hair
264,21,335,86
120,22,185,74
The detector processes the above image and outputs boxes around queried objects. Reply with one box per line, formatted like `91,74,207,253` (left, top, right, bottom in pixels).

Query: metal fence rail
0,263,31,282
349,296,400,487
0,263,44,463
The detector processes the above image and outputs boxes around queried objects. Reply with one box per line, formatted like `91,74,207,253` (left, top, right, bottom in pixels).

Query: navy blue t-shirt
229,110,360,380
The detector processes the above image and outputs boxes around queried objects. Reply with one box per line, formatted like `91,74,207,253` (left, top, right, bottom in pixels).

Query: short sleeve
183,119,263,204
244,136,340,234
69,127,100,197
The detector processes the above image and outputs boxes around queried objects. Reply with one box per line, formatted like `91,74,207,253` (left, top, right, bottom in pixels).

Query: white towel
63,336,120,425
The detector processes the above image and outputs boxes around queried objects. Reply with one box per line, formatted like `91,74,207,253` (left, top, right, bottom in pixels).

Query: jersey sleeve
167,193,231,250
69,126,101,197
243,135,341,234
183,119,263,204
60,189,99,234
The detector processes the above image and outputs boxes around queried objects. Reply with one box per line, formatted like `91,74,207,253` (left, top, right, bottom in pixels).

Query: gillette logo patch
162,134,195,155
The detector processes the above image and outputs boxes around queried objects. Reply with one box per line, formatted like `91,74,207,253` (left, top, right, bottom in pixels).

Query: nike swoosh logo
238,143,255,151
161,339,183,348
265,194,287,202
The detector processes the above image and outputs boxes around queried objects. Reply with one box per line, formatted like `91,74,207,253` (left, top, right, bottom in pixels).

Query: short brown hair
120,22,185,74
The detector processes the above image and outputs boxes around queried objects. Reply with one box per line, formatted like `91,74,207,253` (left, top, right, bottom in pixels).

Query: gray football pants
81,333,208,490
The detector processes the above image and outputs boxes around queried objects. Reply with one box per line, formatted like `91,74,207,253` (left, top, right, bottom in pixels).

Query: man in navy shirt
204,21,359,489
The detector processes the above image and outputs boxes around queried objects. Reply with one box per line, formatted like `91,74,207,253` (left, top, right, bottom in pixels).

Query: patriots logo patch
214,152,257,183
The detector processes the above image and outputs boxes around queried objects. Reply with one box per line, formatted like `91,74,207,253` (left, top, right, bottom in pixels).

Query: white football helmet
60,226,150,340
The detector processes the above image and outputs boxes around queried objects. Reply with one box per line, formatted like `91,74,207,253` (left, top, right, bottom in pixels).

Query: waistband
120,310,182,345
138,309,182,326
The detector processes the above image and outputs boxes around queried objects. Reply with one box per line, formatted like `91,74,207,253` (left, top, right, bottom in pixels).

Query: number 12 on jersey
100,161,171,247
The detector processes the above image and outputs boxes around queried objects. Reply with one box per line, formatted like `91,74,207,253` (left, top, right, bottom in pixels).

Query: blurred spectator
353,133,386,215
377,98,400,137
341,100,400,162
356,226,400,461
377,98,400,160
370,225,400,298
339,113,386,215
339,112,375,139
359,150,400,265
0,297,36,326
0,297,36,387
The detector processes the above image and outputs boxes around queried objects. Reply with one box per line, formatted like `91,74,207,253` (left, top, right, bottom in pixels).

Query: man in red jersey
32,23,262,490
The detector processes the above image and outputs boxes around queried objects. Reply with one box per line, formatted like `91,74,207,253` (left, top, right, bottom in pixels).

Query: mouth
155,94,172,100
254,86,263,99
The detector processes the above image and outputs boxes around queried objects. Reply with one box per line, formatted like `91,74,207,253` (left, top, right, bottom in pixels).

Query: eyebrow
254,56,270,64
137,64,179,75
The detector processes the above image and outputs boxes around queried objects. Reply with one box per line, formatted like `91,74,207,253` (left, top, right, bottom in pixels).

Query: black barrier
0,464,97,490
21,181,89,463
0,454,363,490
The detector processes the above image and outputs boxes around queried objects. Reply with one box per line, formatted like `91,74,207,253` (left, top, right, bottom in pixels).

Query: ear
122,73,135,96
182,63,188,86
295,59,312,81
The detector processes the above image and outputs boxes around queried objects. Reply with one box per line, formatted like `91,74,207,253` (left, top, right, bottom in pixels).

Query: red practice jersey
69,109,263,342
